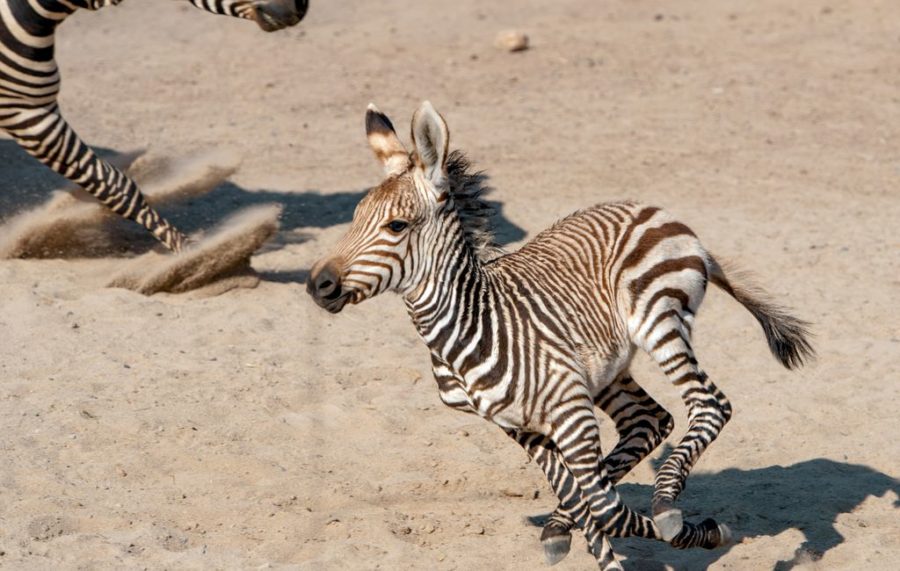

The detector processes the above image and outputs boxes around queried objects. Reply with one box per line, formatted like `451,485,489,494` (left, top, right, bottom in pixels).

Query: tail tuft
708,257,815,370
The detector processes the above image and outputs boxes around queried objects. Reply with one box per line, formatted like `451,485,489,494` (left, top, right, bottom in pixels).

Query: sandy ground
1,0,899,569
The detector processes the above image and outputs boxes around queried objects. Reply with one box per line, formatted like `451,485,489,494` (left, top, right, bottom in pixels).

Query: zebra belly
583,345,636,399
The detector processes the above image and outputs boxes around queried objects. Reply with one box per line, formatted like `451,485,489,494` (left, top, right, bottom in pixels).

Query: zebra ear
411,101,449,189
366,104,410,176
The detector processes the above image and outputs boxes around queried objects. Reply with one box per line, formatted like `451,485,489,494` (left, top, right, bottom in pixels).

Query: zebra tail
706,255,815,370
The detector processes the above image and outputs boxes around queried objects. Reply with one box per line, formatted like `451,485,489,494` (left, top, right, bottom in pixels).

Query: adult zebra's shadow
0,140,526,271
532,457,898,570
0,139,367,256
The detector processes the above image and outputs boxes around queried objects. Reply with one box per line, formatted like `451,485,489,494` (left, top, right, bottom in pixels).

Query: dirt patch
26,516,75,542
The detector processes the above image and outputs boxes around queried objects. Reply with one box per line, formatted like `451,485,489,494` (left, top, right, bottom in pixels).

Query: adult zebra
0,0,307,252
307,102,814,568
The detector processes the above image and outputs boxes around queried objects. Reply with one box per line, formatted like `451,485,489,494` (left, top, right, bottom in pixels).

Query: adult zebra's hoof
540,525,572,565
715,522,733,547
653,507,683,542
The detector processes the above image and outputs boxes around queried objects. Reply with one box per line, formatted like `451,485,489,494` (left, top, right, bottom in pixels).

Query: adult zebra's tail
707,256,815,370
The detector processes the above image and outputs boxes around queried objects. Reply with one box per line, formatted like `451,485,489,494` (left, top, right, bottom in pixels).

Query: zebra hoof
654,508,683,542
542,534,571,566
540,526,571,566
717,523,733,546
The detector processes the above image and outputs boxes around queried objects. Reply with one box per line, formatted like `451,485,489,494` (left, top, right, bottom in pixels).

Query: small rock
495,30,529,52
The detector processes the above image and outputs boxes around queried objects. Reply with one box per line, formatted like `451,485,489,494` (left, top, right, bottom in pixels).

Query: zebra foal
308,102,814,569
0,0,307,252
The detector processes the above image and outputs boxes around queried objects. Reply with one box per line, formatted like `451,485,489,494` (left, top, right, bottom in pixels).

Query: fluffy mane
445,150,503,261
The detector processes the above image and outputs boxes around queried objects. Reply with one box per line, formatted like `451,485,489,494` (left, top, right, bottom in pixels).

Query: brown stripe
641,288,691,323
629,256,707,312
651,329,685,352
615,207,660,262
619,222,696,272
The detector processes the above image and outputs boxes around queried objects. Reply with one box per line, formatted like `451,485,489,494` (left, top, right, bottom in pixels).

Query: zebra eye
386,220,409,233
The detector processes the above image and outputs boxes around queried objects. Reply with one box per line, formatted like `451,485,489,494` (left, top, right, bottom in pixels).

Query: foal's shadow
531,455,899,570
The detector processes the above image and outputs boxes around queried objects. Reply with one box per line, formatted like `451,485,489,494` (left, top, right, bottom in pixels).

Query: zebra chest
429,356,526,430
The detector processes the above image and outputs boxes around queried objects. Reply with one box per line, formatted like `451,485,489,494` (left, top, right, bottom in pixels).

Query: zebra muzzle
307,262,350,313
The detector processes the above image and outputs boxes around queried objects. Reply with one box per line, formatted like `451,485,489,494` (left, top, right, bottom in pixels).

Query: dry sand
0,0,898,569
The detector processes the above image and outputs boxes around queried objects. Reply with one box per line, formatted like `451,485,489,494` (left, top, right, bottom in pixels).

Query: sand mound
107,204,282,295
0,149,240,259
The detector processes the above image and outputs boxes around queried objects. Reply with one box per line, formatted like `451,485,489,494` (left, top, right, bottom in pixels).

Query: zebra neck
404,241,491,367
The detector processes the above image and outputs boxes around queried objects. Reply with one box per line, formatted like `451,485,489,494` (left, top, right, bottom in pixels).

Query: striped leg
545,391,728,551
548,393,661,540
5,106,186,252
597,374,675,483
542,374,674,550
647,320,732,543
511,431,621,570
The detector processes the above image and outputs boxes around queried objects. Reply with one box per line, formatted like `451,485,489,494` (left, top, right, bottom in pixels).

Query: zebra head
308,102,455,313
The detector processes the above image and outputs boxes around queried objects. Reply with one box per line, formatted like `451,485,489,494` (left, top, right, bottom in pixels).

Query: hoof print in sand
27,516,75,542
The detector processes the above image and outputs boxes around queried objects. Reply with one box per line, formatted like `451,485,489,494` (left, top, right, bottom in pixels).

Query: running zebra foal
307,103,814,569
0,0,308,252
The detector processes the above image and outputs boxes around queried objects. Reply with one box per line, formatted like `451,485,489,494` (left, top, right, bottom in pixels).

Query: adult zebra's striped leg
542,375,674,545
647,325,732,545
510,431,621,569
5,106,186,252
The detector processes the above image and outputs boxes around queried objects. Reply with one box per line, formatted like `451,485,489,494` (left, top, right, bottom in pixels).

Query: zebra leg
4,106,187,252
646,322,732,545
541,374,674,544
548,393,662,540
596,374,675,484
510,430,622,569
544,390,728,551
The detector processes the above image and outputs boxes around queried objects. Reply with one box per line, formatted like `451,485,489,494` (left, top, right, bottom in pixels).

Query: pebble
495,30,529,52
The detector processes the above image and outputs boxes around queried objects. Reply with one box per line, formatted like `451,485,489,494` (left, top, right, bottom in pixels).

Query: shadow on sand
529,456,898,570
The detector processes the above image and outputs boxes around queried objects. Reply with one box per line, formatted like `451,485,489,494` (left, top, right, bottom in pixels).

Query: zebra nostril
319,279,337,296
311,268,341,300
